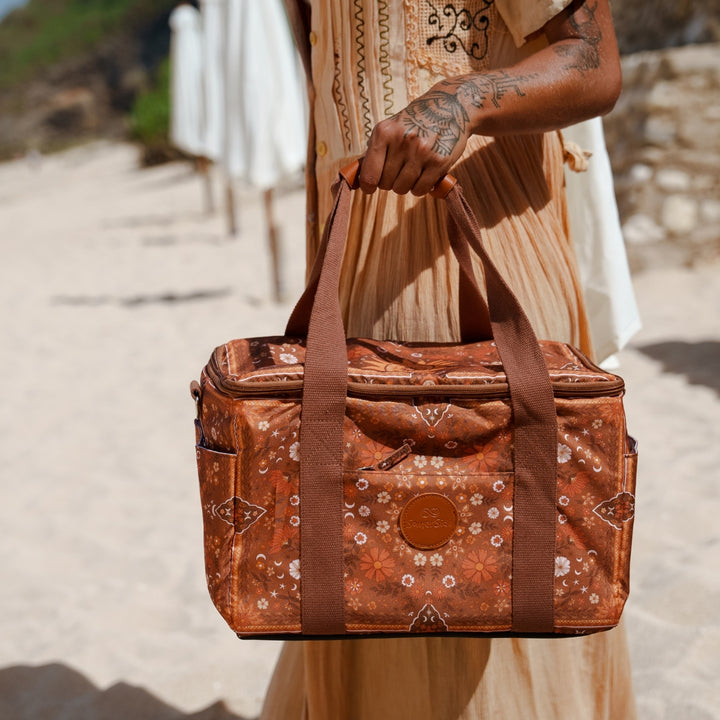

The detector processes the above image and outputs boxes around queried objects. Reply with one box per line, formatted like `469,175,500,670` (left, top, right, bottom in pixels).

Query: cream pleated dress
261,1,636,717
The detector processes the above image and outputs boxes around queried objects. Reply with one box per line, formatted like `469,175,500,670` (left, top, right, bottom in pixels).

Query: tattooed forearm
455,70,536,110
552,0,602,73
399,71,536,156
400,90,470,157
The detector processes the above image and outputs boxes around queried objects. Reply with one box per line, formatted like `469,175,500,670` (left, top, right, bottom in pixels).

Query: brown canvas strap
290,172,558,635
445,189,558,633
295,178,350,635
286,164,492,342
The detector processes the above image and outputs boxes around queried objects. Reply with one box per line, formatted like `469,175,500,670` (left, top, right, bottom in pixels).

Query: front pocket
196,441,237,624
342,469,515,633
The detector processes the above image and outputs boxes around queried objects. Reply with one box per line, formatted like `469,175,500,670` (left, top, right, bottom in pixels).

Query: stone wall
609,0,720,53
602,43,720,271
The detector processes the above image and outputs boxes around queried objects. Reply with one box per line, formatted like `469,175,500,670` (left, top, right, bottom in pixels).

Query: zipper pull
377,442,413,471
190,380,202,418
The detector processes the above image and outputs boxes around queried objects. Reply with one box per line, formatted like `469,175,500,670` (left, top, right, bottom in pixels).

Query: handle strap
286,161,492,342
296,176,350,635
296,173,558,635
445,188,558,633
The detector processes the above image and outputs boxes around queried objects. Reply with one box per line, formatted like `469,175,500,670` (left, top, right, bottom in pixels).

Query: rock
629,164,654,184
609,1,720,54
655,169,692,192
700,199,720,224
693,175,717,192
664,42,720,75
622,214,667,245
662,196,699,235
603,43,720,270
647,81,679,110
678,115,720,148
43,88,98,132
644,116,676,145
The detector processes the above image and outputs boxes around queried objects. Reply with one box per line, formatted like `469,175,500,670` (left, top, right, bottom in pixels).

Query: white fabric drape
221,0,307,188
564,117,641,363
169,4,205,156
199,0,226,162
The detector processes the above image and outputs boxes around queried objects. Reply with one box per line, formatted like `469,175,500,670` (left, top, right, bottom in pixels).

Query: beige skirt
260,131,635,720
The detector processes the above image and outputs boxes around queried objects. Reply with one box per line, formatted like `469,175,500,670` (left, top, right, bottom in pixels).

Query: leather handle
286,163,490,341
339,159,458,199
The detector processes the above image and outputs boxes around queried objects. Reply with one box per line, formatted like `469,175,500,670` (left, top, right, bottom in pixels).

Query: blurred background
0,1,719,719
1,0,720,265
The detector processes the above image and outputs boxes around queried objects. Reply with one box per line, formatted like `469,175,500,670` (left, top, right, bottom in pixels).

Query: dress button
309,31,318,46
316,141,327,157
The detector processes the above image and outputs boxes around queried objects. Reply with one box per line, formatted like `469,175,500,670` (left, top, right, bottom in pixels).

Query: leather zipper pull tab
377,442,413,471
190,380,202,418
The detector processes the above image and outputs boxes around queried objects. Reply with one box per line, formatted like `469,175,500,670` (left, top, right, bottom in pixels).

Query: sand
0,141,718,719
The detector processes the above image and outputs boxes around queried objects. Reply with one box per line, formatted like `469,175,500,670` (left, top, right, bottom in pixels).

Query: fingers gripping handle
339,159,458,199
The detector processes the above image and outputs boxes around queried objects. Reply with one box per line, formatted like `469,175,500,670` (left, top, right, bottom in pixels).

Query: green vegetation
129,55,174,164
0,0,174,91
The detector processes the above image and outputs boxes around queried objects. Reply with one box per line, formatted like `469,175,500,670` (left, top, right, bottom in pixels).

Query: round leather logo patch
399,493,458,550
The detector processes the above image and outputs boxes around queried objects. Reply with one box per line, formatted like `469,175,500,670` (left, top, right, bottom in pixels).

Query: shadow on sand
636,340,720,396
0,663,253,720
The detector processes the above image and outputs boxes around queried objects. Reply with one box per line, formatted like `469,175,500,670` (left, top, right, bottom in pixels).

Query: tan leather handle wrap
294,174,558,635
339,159,458,199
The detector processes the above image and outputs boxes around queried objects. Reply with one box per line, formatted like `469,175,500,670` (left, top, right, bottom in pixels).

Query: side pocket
624,435,638,496
618,435,639,602
195,435,237,626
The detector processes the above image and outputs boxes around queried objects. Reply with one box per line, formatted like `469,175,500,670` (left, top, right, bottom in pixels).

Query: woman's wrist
432,71,536,137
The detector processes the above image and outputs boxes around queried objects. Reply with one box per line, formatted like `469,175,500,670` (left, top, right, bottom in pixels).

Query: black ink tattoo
401,90,470,157
456,70,534,109
552,0,602,73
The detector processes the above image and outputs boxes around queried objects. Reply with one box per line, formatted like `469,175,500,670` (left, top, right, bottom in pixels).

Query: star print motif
593,492,635,530
214,496,266,534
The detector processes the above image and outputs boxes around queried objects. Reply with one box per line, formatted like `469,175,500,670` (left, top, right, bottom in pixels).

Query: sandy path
0,142,718,719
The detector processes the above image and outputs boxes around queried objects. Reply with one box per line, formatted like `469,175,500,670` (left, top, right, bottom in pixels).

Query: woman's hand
357,0,621,196
358,85,472,196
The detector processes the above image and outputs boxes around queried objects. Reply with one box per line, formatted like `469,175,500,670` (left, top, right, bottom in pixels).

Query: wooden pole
225,179,238,236
196,156,214,214
264,187,284,302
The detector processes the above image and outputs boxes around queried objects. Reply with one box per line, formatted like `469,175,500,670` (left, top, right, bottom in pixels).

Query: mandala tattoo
401,90,470,157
